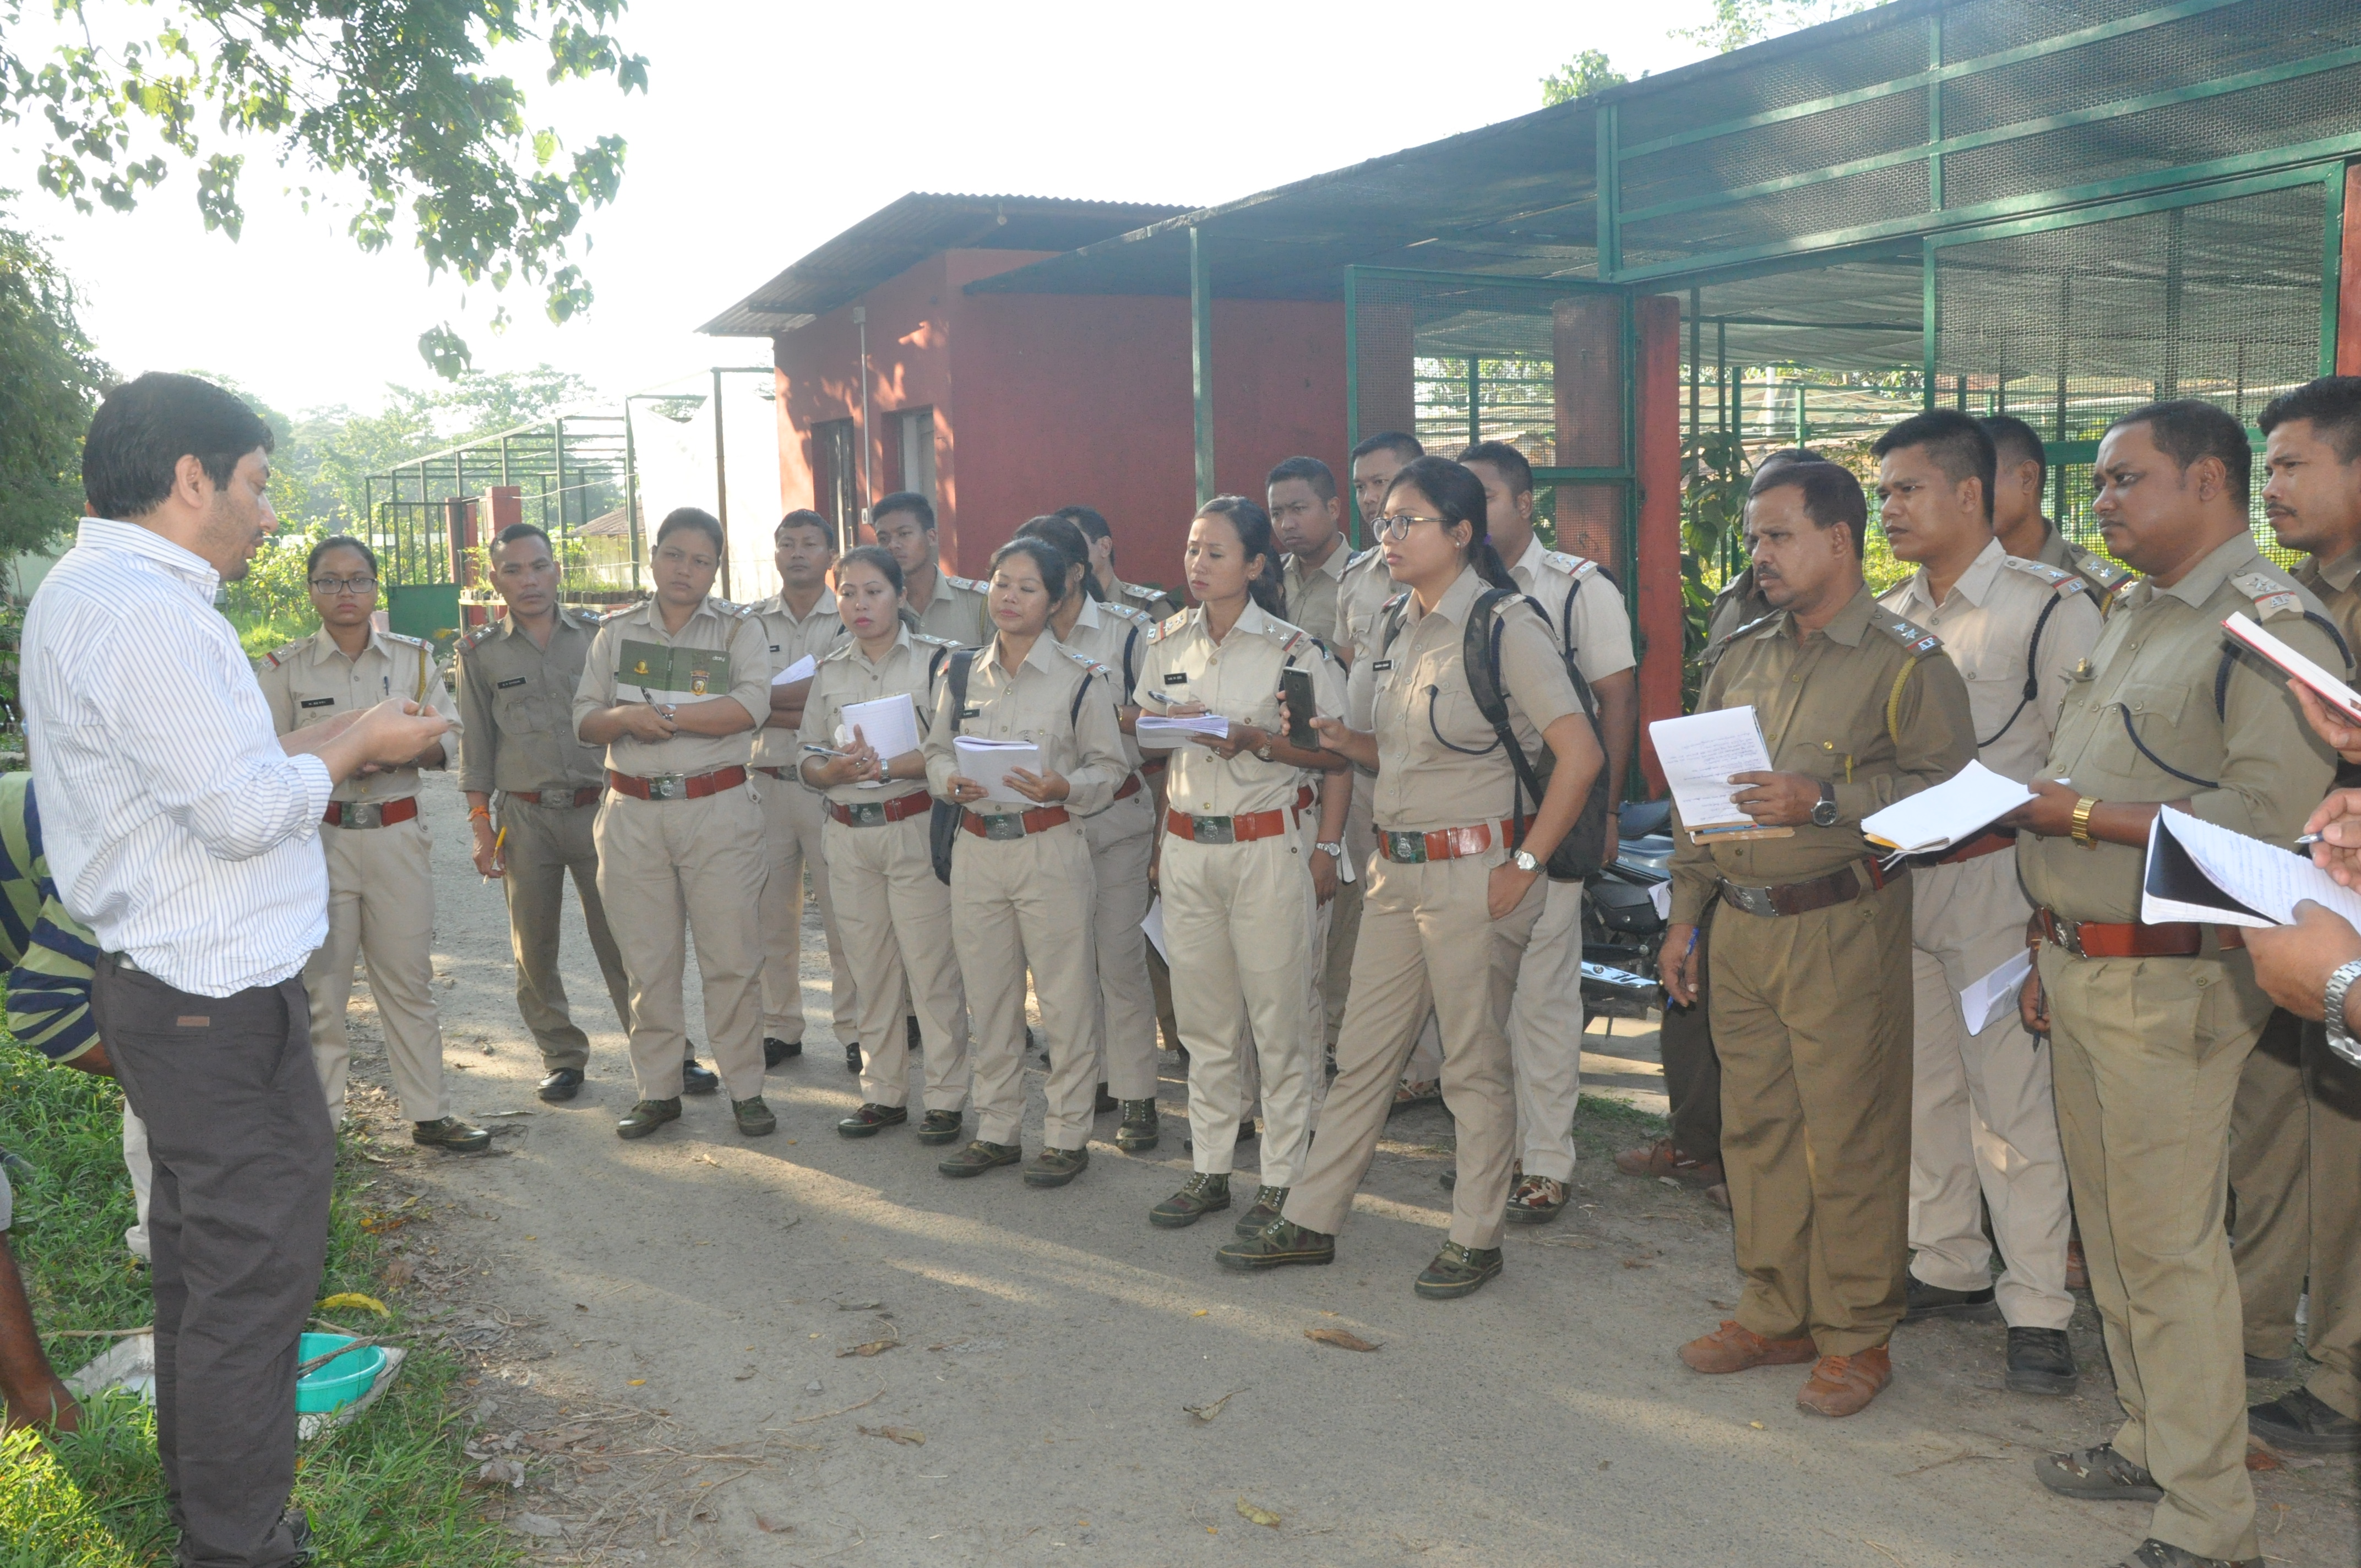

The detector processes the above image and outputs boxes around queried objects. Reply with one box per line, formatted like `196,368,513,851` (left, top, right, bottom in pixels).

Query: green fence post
1190,226,1215,505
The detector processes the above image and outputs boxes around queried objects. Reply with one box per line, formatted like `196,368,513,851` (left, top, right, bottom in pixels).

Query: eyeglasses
309,575,379,596
1374,513,1447,541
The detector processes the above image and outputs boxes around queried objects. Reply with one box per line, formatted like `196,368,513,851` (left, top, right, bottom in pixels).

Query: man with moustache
1982,414,2132,606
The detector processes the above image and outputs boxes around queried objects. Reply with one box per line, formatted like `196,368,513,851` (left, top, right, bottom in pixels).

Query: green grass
221,607,313,661
0,1042,522,1567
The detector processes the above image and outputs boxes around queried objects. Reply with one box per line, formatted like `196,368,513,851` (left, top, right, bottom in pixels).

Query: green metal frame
1190,226,1216,506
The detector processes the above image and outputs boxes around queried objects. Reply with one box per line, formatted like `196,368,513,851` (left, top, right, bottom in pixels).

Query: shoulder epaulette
1151,609,1190,643
460,620,502,650
1725,611,1781,643
1873,608,1944,656
945,574,988,595
1541,549,1599,580
911,631,959,650
1343,546,1381,573
1121,582,1169,607
2068,545,2131,589
1381,591,1408,613
817,640,857,665
1097,597,1152,627
711,597,755,618
2001,555,2090,596
1061,648,1112,679
1259,618,1308,657
261,639,308,671
383,631,431,650
2230,569,2306,622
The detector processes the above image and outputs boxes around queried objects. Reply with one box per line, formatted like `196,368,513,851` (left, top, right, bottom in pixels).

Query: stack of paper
836,692,920,759
2221,614,2361,724
1136,713,1231,747
1647,707,1790,841
2142,809,2361,929
954,737,1042,805
1862,761,2037,855
770,653,818,687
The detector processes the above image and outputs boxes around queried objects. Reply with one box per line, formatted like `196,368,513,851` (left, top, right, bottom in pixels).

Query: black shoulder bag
1464,587,1611,880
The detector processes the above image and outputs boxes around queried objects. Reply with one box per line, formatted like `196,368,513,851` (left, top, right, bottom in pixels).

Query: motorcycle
1580,799,1673,1018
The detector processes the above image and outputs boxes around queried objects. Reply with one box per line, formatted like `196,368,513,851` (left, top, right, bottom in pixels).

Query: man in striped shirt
22,372,450,1568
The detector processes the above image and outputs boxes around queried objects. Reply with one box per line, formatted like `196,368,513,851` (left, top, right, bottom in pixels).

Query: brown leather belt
829,791,932,827
1378,820,1516,864
1166,805,1293,844
754,765,790,780
1138,755,1168,777
1113,771,1144,802
1932,827,2016,867
1717,858,1891,918
507,787,603,808
961,804,1071,840
324,797,418,829
2036,908,2244,959
605,765,748,802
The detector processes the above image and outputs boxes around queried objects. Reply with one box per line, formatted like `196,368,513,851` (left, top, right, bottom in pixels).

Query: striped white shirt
22,519,331,997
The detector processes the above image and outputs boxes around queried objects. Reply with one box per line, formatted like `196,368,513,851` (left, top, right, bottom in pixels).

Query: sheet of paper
1647,881,1673,921
2142,810,2361,930
1649,707,1780,836
1957,948,2033,1036
1135,714,1231,748
770,652,817,687
1862,760,2036,854
2221,614,2361,724
1140,897,1168,962
954,736,1042,805
835,693,920,760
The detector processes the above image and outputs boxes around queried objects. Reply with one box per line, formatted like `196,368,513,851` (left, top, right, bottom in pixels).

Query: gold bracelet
2070,796,2099,848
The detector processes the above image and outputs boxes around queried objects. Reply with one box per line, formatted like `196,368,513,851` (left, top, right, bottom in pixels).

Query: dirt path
335,772,2357,1566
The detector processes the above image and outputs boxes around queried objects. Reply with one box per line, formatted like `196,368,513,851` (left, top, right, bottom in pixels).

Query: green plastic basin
295,1332,385,1414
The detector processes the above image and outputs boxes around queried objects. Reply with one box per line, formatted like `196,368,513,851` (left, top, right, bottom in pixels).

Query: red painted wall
2340,160,2360,376
1632,295,1685,796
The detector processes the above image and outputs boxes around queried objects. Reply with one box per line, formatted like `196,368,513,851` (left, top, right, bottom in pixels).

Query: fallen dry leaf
734,1366,757,1381
317,1291,389,1316
575,1460,610,1475
472,1456,526,1489
837,1336,902,1358
691,1152,720,1166
2245,1447,2282,1472
1184,1387,1246,1423
754,1514,792,1534
836,1300,885,1311
521,1425,595,1453
379,1258,414,1291
1304,1328,1380,1352
858,1424,924,1446
1620,1256,1655,1269
1236,1499,1281,1528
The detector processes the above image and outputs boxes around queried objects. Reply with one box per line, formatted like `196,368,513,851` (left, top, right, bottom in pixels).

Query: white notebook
836,692,920,760
1648,706,1791,841
2140,809,2361,930
953,737,1042,805
2221,614,2361,724
1862,761,2036,856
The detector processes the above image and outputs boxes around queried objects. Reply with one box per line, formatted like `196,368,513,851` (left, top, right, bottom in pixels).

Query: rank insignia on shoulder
912,631,958,649
1345,546,1380,571
262,640,306,669
461,620,502,649
946,574,988,594
1153,610,1190,640
2231,571,2303,619
2076,551,2130,587
1875,613,1943,655
1543,549,1597,579
1063,649,1111,678
384,631,429,649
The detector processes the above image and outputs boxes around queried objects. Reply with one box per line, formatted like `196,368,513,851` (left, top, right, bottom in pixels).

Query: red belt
1138,756,1167,777
2036,908,2244,959
1113,772,1144,802
507,787,602,808
323,797,418,829
1165,805,1294,844
961,805,1071,839
1378,820,1516,864
1931,828,2016,866
605,766,748,802
829,791,933,827
754,765,790,780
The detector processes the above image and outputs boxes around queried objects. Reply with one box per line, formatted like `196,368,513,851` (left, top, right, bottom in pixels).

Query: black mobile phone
1281,667,1317,748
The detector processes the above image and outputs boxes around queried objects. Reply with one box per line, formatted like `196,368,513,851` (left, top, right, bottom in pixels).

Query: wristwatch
1810,781,1840,827
1254,741,1275,762
1314,840,1343,861
2325,959,2361,1068
1511,848,1541,874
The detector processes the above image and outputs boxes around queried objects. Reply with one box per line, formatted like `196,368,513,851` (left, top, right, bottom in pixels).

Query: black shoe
915,1109,964,1146
837,1103,909,1139
1232,1185,1288,1238
1438,1168,1456,1191
845,1041,863,1074
1150,1173,1231,1228
1024,1146,1090,1188
907,1015,923,1053
617,1098,682,1140
413,1115,492,1153
1415,1241,1504,1300
733,1096,777,1137
1902,1275,1998,1322
939,1139,1023,1178
2248,1387,2361,1453
537,1068,585,1102
1216,1218,1335,1272
2005,1326,2078,1396
283,1505,314,1567
2118,1541,2263,1568
2245,1349,2304,1379
681,1056,721,1095
1094,1082,1119,1114
2032,1442,2163,1502
764,1036,801,1068
1115,1099,1160,1152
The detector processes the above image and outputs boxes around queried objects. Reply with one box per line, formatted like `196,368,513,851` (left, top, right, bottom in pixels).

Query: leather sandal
1414,1241,1503,1299
1151,1173,1231,1228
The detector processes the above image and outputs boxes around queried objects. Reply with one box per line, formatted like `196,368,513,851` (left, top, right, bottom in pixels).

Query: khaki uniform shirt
908,568,989,646
1131,602,1347,818
1057,594,1156,777
1334,546,1394,672
2032,519,2133,608
750,587,851,770
571,595,770,777
1108,573,1181,624
2020,533,2342,924
796,627,957,807
1878,538,2104,785
1346,565,1582,834
1509,535,1636,685
1703,568,1776,662
1282,542,1351,646
2294,545,2361,661
453,608,607,796
259,627,462,804
923,634,1129,817
1667,585,1978,925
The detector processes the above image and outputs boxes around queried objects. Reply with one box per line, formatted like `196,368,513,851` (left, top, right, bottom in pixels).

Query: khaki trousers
1165,831,1321,1188
1710,875,1912,1357
825,812,971,1112
1658,911,1722,1160
593,787,768,1103
305,813,449,1123
497,793,632,1070
950,821,1098,1150
1285,851,1544,1251
1907,850,2072,1330
2231,1010,2361,1420
2042,943,2266,1563
1081,791,1161,1101
1318,773,1376,1048
758,776,857,1044
1509,877,1586,1183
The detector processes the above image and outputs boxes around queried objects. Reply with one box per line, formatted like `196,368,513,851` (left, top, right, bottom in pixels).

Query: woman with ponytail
1134,496,1351,1237
1216,456,1602,1299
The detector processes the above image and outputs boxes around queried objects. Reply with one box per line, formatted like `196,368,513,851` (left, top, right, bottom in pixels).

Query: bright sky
2,2,1728,416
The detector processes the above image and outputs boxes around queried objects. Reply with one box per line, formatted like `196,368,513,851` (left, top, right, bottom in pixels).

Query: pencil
482,825,507,884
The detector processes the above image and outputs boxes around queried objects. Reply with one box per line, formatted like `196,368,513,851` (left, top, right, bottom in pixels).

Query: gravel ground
331,771,2358,1567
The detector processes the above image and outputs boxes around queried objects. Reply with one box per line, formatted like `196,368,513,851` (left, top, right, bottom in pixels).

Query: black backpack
928,647,1100,885
1378,585,1610,880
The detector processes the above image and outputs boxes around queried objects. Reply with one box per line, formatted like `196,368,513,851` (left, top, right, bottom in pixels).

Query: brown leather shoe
2065,1231,2090,1293
1796,1344,1891,1417
1615,1136,1724,1186
1704,1182,1731,1211
1678,1320,1817,1374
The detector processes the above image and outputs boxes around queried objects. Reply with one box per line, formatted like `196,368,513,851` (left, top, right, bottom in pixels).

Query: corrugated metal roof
698,192,1193,336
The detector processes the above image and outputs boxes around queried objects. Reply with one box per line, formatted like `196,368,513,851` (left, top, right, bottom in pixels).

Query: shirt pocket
2099,679,2202,790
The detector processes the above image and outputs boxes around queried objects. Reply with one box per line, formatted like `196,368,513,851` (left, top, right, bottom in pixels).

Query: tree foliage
1675,0,1879,54
1541,48,1625,106
0,1,647,376
0,223,110,563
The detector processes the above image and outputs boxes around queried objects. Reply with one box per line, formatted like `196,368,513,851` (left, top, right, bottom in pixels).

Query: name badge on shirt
1163,672,1188,685
496,677,527,689
959,706,981,720
300,697,336,709
1371,660,1394,672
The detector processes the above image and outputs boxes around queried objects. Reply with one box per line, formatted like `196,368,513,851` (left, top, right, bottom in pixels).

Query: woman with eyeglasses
256,535,488,1153
1216,456,1603,1299
923,536,1129,1187
1134,496,1350,1237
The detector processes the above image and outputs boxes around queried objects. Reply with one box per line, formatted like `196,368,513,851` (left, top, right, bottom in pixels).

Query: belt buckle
1386,831,1426,863
981,813,1026,841
545,790,585,810
341,801,384,829
645,774,684,801
1720,881,1777,918
2054,916,2087,959
1191,815,1234,845
850,801,887,827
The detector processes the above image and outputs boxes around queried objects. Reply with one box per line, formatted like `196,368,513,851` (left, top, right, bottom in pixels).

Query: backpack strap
1461,589,1552,848
947,648,976,737
1974,590,2066,751
1121,622,1142,696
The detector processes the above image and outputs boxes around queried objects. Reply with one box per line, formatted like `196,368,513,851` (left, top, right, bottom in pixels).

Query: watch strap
2326,959,2361,1068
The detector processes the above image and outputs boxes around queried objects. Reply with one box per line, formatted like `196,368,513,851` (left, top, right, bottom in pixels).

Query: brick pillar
2340,160,2361,375
1633,293,1685,796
